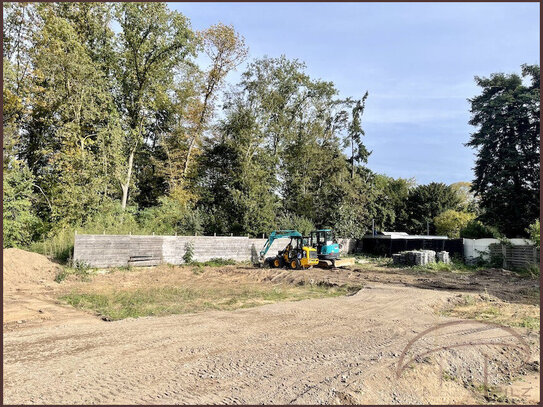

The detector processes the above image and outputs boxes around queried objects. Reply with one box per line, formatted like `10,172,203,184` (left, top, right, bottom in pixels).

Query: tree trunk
183,82,215,177
121,183,129,210
121,148,135,210
351,136,355,179
183,136,197,176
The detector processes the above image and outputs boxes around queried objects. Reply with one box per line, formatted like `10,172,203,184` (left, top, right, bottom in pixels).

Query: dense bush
139,197,203,236
526,219,540,247
3,163,39,248
460,220,501,239
276,213,315,236
434,210,475,238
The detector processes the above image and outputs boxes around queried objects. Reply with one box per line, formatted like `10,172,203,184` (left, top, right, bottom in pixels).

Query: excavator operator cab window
311,230,335,248
324,230,334,246
290,237,303,251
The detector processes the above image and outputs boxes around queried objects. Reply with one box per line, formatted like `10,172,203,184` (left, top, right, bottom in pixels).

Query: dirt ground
3,250,540,404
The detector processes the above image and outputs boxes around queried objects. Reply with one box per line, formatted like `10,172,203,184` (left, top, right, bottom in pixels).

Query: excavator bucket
317,257,355,269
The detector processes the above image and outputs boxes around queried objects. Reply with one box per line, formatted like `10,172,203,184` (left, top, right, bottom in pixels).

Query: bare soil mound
3,248,61,290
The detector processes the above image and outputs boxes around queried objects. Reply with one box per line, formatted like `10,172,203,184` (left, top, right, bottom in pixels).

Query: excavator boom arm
259,230,302,261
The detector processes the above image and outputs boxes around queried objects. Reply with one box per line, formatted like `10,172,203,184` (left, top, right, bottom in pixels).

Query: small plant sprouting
54,269,69,283
183,241,195,264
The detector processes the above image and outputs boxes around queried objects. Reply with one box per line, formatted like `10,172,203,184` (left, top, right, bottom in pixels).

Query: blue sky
170,2,540,185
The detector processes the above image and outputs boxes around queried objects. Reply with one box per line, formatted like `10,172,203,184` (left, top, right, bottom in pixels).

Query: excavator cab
310,229,340,260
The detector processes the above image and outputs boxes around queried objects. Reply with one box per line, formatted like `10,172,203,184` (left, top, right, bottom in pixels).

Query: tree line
2,3,540,254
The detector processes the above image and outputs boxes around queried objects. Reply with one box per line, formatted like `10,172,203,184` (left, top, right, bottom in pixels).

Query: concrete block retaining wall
337,238,358,255
73,234,291,268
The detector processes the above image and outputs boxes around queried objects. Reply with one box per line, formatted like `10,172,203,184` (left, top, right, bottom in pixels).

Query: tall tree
346,92,370,179
200,56,373,237
114,3,196,209
3,161,39,248
3,3,39,169
198,97,278,236
24,6,120,228
467,65,540,236
450,181,478,213
157,23,247,204
182,23,247,177
367,174,414,232
400,182,461,235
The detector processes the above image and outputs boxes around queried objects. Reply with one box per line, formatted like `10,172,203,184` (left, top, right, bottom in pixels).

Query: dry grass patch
59,264,359,320
443,293,540,330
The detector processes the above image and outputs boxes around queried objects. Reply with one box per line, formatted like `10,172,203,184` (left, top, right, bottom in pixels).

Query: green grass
54,268,69,283
411,259,477,274
55,261,93,283
189,258,238,267
353,254,392,268
443,294,540,331
517,316,540,330
60,284,356,321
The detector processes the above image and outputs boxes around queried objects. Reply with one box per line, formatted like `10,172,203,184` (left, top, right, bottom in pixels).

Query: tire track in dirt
3,283,539,404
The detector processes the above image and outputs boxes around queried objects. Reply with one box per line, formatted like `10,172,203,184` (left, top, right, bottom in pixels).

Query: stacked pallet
392,250,450,266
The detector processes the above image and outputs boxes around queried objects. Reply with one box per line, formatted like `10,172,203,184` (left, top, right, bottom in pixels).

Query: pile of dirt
3,248,61,290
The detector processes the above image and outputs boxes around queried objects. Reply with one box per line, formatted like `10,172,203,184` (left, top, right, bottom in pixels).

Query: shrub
54,268,69,283
526,219,540,247
139,196,203,235
183,241,194,263
3,163,39,248
30,201,139,262
198,258,236,267
460,219,501,239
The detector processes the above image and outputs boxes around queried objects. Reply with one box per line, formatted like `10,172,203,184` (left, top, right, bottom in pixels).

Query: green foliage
114,2,197,209
450,181,478,213
2,5,378,244
367,174,414,232
467,64,540,237
54,261,91,283
54,269,69,283
11,3,531,252
183,242,195,264
139,197,203,236
434,210,475,238
399,182,462,235
3,163,39,248
277,213,315,236
346,92,370,178
526,219,540,247
460,219,501,239
412,258,476,273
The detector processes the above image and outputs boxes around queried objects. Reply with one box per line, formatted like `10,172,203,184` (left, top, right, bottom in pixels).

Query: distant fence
73,234,358,268
463,238,534,265
488,243,540,270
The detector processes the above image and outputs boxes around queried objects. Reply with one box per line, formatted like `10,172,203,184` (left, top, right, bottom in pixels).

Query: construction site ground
3,249,540,404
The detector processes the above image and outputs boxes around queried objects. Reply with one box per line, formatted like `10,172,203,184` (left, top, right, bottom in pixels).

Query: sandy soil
3,252,540,404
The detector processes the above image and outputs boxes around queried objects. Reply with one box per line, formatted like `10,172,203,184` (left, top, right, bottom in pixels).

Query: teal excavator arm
259,230,302,262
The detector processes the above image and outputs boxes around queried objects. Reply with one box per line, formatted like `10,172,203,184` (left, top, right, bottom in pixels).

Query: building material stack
436,251,450,264
392,249,450,266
